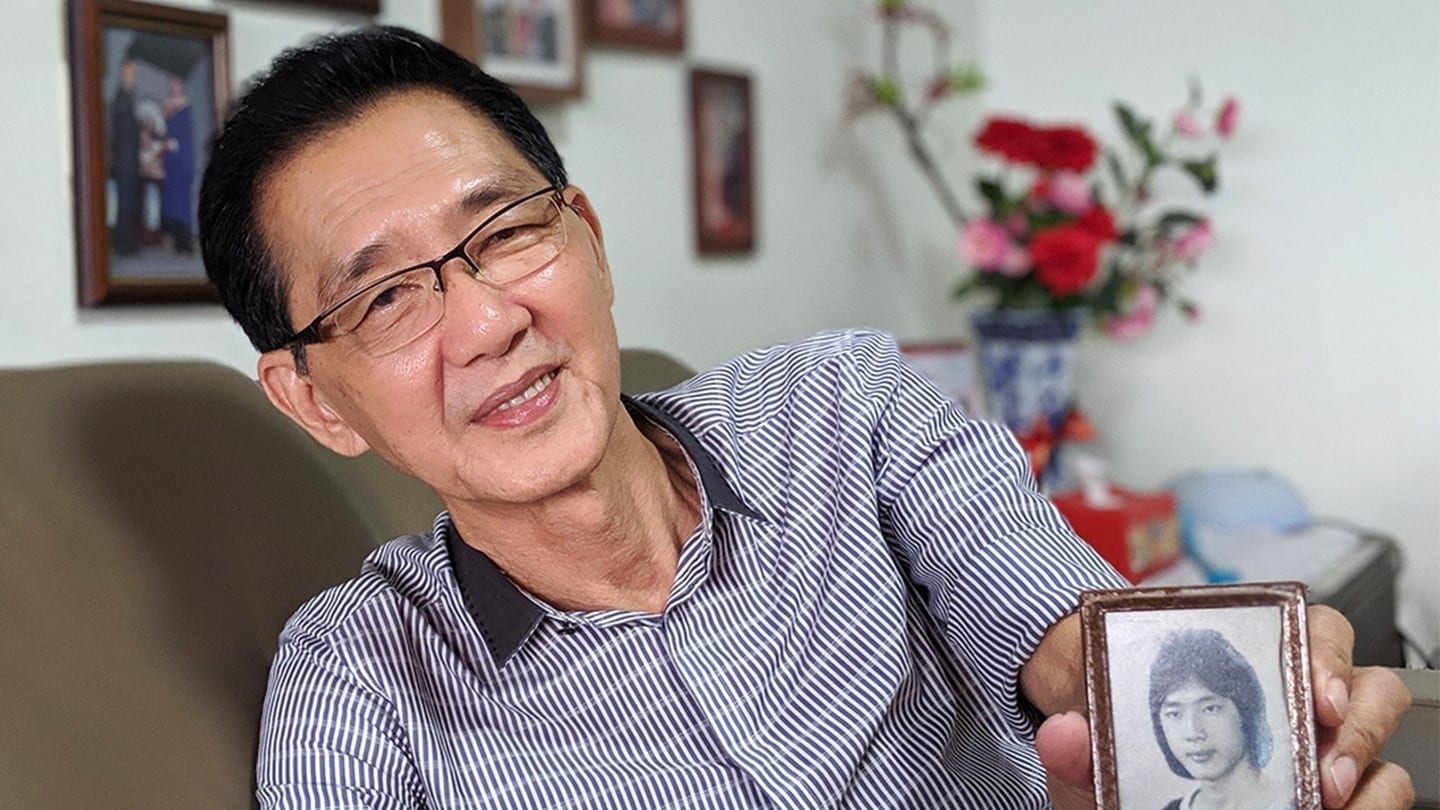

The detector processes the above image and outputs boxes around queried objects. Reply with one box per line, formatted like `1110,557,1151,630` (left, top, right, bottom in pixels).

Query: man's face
1159,680,1248,782
256,90,622,509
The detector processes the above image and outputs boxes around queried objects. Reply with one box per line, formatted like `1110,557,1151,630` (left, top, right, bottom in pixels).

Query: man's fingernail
1326,677,1349,719
1330,755,1357,803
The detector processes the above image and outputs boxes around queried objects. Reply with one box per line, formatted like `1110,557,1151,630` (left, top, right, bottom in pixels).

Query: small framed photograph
68,0,229,306
441,0,584,102
1081,582,1321,810
587,0,685,52
690,68,755,254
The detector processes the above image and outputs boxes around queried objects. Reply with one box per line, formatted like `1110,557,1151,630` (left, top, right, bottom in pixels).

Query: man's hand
1025,606,1415,809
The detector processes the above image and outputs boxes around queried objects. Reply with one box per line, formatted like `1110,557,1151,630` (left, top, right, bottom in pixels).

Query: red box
1050,487,1182,582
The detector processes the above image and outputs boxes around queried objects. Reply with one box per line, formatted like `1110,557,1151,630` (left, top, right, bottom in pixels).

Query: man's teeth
496,371,556,411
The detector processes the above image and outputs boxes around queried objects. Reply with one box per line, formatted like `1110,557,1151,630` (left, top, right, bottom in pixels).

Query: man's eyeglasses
280,185,570,357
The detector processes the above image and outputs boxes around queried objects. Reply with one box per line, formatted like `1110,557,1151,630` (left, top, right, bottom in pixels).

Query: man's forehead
258,90,540,305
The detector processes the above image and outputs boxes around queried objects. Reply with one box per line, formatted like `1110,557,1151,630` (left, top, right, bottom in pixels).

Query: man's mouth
495,370,557,412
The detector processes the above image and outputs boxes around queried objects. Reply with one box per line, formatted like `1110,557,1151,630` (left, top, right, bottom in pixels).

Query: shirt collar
447,394,761,667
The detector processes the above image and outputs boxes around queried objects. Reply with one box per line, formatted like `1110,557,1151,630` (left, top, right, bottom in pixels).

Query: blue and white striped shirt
257,330,1126,809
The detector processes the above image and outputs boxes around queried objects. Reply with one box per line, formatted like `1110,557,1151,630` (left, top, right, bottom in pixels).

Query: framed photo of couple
68,0,229,305
1081,582,1322,810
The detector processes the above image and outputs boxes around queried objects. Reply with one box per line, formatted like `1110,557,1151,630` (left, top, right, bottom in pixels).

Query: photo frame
440,0,584,102
690,68,755,254
1081,582,1321,810
68,0,229,306
586,0,685,52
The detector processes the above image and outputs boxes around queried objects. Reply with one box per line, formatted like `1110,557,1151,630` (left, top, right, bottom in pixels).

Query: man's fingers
1036,711,1095,810
1331,760,1415,810
1319,666,1412,808
1035,711,1092,787
1307,604,1355,728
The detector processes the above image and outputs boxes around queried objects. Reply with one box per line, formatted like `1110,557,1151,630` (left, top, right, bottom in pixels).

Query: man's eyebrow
319,175,542,306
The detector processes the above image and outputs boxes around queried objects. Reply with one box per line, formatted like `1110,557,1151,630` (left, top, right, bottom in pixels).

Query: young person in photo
1149,629,1293,810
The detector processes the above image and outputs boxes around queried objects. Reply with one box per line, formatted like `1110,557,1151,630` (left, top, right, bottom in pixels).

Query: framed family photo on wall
68,0,228,306
587,0,685,52
690,68,754,254
1081,582,1322,810
441,0,584,102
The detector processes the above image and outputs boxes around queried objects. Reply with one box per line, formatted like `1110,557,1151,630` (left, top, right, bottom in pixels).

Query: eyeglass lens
325,192,567,354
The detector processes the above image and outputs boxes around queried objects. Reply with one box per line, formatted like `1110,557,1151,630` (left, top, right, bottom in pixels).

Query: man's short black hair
1147,628,1273,779
199,25,567,358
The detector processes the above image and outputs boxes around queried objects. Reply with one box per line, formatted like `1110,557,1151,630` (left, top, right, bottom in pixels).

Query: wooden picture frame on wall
68,0,229,306
1080,583,1321,810
587,0,684,52
441,0,584,103
690,68,755,255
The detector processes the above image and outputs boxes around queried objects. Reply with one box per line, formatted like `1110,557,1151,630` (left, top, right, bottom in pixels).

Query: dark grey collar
447,395,762,667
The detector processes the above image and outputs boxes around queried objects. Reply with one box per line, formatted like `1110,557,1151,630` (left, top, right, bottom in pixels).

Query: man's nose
437,260,532,365
1185,711,1207,740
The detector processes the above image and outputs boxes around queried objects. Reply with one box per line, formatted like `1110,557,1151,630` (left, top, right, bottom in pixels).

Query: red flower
974,117,1041,164
1074,205,1117,242
974,117,1098,172
1029,224,1104,296
1031,125,1098,172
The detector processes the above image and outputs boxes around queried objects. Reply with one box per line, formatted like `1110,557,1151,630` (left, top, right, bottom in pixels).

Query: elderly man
199,26,1411,810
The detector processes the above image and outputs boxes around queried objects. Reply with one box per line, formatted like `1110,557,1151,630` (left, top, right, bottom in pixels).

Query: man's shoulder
280,531,449,651
641,329,902,410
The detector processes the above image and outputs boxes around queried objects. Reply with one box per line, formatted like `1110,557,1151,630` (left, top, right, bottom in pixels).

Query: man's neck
1192,765,1270,810
444,411,701,614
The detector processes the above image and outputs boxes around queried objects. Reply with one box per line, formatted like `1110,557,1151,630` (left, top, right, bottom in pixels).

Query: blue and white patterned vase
970,308,1086,433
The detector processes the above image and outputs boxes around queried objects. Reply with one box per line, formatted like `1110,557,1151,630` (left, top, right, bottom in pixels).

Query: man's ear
567,188,612,301
568,189,605,252
256,350,371,457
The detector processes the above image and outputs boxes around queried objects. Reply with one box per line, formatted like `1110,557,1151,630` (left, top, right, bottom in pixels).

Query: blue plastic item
1168,469,1312,583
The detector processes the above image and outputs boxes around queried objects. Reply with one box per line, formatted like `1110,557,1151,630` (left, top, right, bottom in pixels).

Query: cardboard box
1051,487,1181,582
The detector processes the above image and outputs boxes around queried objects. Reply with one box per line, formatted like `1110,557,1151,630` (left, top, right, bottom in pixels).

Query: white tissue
1068,450,1120,508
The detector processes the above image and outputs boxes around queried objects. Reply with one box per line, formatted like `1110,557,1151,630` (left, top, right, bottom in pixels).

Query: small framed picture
68,0,229,306
587,0,685,52
441,0,584,102
1081,582,1321,810
690,68,755,254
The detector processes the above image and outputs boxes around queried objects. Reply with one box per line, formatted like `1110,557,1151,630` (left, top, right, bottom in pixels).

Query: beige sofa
2,353,1433,808
0,350,691,808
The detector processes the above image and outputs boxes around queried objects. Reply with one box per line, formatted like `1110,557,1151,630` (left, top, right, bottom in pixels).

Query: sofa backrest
0,350,692,808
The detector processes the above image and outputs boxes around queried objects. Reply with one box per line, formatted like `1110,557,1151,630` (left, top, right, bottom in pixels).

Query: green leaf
871,77,901,108
1182,156,1220,192
1114,102,1161,165
1105,150,1128,195
949,65,985,94
976,177,1007,211
1155,210,1206,232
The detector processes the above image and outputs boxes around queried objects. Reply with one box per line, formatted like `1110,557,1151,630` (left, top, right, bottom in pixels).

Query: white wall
2,1,1435,655
978,0,1440,658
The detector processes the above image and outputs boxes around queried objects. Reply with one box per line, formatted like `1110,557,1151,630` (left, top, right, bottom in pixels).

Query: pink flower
1172,220,1215,263
959,218,1028,276
1041,170,1093,214
1172,109,1204,138
1216,97,1240,138
1104,284,1159,340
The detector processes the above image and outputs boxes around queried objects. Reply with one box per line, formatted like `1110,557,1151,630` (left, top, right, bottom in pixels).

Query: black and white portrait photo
1081,584,1321,810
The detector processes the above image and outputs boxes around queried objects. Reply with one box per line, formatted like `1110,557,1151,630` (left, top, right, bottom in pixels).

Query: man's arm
257,635,425,810
1024,606,1416,809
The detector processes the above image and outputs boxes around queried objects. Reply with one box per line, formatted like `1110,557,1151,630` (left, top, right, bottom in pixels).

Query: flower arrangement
848,0,1240,340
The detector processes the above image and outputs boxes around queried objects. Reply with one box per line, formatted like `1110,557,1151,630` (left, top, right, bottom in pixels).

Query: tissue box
1051,487,1181,582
